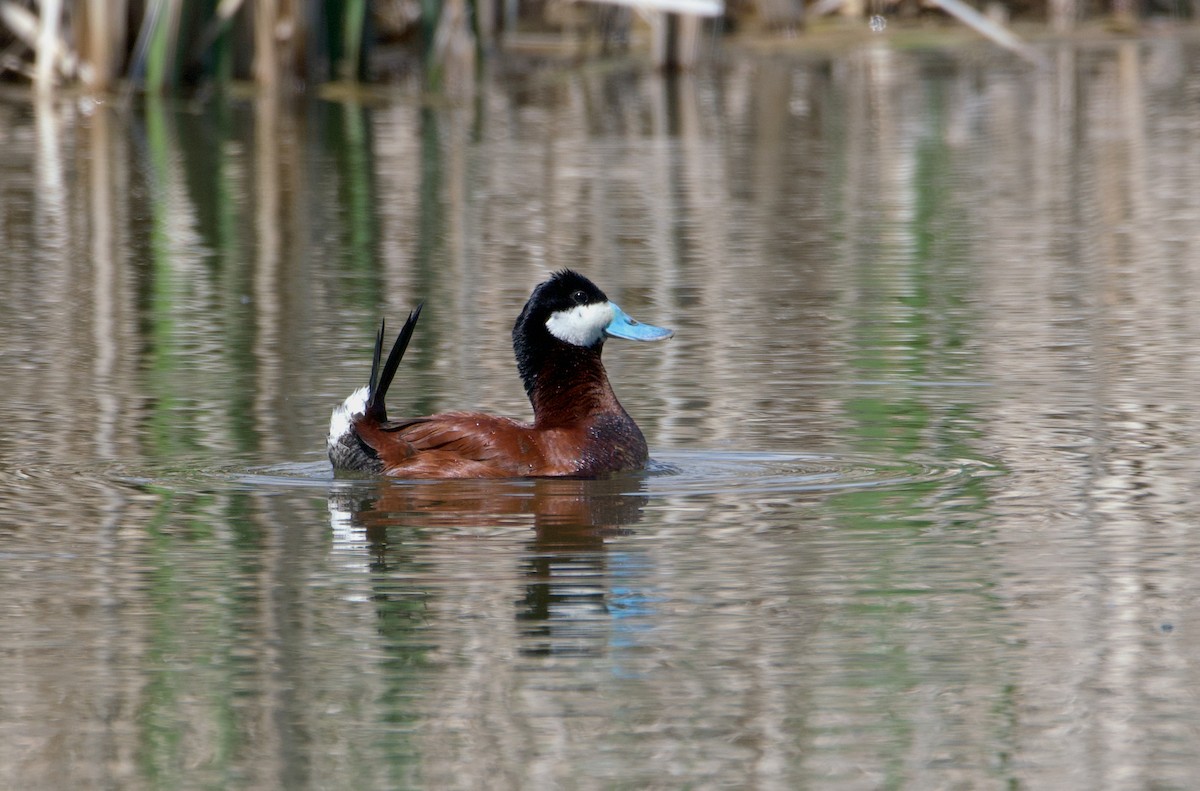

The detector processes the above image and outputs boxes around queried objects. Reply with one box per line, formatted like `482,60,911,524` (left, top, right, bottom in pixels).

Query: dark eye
571,290,588,305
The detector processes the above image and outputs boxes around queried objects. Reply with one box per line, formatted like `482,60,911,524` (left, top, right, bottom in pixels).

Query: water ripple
204,450,997,499
648,450,996,497
0,450,999,506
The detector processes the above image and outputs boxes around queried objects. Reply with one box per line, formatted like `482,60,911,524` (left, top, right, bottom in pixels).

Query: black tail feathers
365,303,423,423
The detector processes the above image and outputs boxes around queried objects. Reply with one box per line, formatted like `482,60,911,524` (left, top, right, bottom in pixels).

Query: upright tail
365,303,423,423
328,304,423,472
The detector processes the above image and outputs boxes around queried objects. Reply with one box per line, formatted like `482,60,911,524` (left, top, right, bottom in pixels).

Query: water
2,39,1200,789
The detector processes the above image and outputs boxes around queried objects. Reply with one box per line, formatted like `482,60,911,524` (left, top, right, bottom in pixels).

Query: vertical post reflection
90,103,120,460
254,92,284,457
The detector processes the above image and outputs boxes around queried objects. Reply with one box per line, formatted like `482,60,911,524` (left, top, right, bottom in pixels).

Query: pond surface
3,38,1200,789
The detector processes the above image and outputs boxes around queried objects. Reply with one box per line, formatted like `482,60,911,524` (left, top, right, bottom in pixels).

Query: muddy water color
2,39,1200,789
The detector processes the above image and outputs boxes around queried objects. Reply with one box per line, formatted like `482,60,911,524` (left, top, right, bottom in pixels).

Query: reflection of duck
328,270,673,478
328,475,650,658
329,475,648,542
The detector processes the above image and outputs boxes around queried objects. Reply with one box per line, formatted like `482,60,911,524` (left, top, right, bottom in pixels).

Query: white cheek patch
545,302,615,347
328,385,369,448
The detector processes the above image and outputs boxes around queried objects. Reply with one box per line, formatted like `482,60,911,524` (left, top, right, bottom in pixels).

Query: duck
327,270,673,478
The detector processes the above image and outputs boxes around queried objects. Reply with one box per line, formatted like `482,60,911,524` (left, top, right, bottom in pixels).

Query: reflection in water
1,40,1200,790
331,476,647,659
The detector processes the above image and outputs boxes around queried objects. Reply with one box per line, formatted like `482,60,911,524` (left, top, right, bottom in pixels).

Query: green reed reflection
816,83,1012,787
135,489,240,789
141,96,257,459
818,80,1010,789
142,96,194,460
330,101,379,294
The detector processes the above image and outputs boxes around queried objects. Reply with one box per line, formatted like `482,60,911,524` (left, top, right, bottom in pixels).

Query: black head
511,270,673,401
512,270,611,395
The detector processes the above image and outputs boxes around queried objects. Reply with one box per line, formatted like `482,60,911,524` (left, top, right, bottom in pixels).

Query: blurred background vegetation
0,0,1195,95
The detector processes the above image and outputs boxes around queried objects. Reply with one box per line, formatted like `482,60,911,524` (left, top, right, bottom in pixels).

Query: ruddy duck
327,270,673,478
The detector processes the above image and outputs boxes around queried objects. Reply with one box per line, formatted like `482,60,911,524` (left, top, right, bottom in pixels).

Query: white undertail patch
545,301,615,347
328,385,369,449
